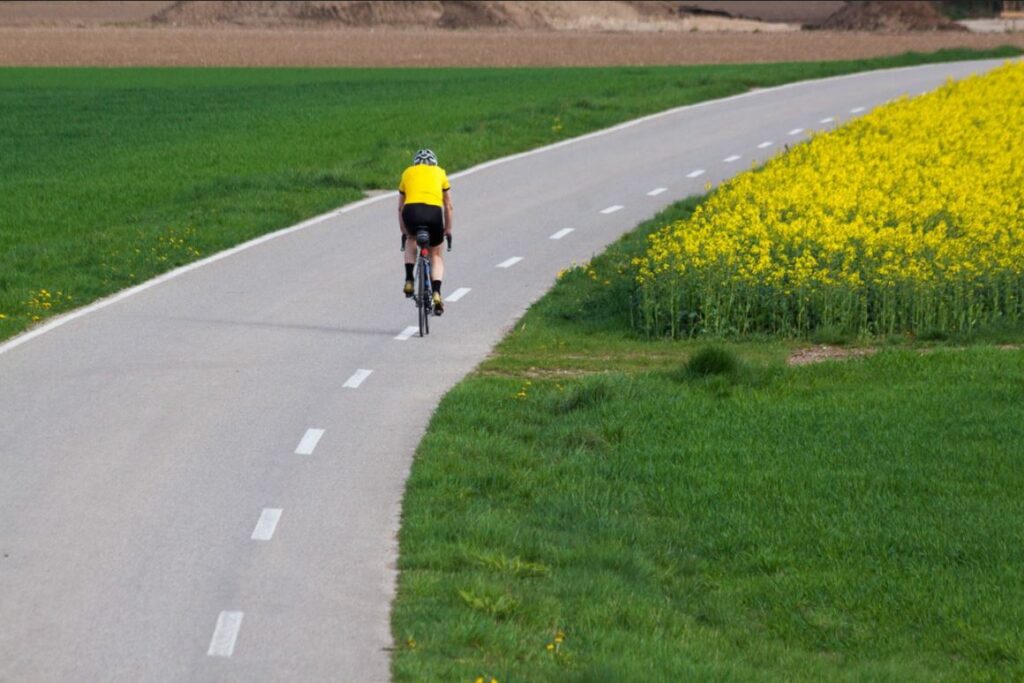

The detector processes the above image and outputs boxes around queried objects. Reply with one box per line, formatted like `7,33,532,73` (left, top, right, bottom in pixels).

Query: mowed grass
391,199,1024,680
0,46,1020,340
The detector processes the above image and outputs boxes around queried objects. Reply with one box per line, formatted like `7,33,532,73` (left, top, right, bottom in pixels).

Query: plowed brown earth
2,27,1022,66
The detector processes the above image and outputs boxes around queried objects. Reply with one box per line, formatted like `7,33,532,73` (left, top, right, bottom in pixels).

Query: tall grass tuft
685,345,739,377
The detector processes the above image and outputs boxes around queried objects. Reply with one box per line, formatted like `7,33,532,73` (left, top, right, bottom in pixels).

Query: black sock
432,280,442,297
405,264,414,281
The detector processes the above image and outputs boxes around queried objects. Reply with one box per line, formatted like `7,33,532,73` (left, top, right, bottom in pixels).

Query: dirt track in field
2,26,1022,67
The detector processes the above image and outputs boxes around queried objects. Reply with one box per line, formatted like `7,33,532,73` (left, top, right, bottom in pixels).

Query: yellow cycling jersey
398,165,450,208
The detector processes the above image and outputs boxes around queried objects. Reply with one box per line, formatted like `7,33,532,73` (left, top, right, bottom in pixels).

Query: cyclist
398,148,453,314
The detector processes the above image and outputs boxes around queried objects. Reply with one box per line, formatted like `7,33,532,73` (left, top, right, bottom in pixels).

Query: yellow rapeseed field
636,62,1024,337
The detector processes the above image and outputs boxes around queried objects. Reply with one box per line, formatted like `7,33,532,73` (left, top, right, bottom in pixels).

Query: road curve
0,59,1011,682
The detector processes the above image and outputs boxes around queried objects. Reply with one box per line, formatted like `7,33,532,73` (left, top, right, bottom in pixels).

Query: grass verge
1,46,1020,341
391,198,1024,681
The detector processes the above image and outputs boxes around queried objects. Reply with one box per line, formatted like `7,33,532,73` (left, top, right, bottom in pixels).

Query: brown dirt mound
679,1,844,24
152,1,444,27
436,1,548,29
817,1,967,32
150,1,633,29
150,0,794,30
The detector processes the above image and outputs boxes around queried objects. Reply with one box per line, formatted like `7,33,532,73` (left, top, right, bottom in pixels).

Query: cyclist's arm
398,192,406,234
442,189,453,235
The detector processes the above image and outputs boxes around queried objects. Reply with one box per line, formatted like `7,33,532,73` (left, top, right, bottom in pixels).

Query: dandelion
546,628,567,656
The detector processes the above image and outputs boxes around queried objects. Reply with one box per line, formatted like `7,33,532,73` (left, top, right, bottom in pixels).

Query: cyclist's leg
401,205,427,296
429,245,444,287
424,219,445,305
403,233,416,296
403,231,417,266
427,236,445,313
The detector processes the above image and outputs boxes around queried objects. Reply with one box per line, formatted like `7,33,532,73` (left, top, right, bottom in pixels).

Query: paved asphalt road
0,58,1012,682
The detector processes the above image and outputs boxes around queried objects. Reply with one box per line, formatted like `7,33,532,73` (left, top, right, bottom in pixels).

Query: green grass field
1,46,1020,341
391,198,1024,681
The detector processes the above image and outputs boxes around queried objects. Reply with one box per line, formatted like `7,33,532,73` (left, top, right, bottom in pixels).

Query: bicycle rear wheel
417,258,429,337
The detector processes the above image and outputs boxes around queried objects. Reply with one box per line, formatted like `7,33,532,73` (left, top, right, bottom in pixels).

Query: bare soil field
2,26,1022,67
1,1,1020,67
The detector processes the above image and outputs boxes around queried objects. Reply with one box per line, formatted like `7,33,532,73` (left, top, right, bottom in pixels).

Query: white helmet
413,148,437,166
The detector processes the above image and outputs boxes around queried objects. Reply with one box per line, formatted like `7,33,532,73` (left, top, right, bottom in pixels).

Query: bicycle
402,229,452,337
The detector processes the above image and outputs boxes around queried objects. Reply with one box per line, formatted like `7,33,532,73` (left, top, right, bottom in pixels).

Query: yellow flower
637,62,1024,337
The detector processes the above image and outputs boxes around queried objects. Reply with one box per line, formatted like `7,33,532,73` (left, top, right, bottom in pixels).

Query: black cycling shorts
402,203,445,247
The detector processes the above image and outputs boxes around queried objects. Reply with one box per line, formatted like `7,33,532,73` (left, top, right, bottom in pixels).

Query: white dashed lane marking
724,155,741,163
851,106,865,113
394,326,418,341
496,256,523,268
343,369,373,389
445,287,471,302
599,205,623,214
549,228,574,240
646,187,667,197
757,141,773,149
294,428,324,455
207,611,244,658
686,169,706,178
251,508,282,541
788,128,804,136
819,116,835,124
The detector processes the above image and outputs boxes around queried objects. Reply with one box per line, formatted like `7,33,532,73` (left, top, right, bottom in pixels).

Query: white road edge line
686,169,706,178
788,128,804,136
207,611,244,658
295,428,325,455
550,228,575,239
4,59,1011,357
723,155,741,162
445,287,471,302
757,141,773,149
343,369,373,389
497,256,524,268
820,116,835,124
646,187,667,196
851,106,866,113
251,508,282,541
599,205,623,214
394,326,418,341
